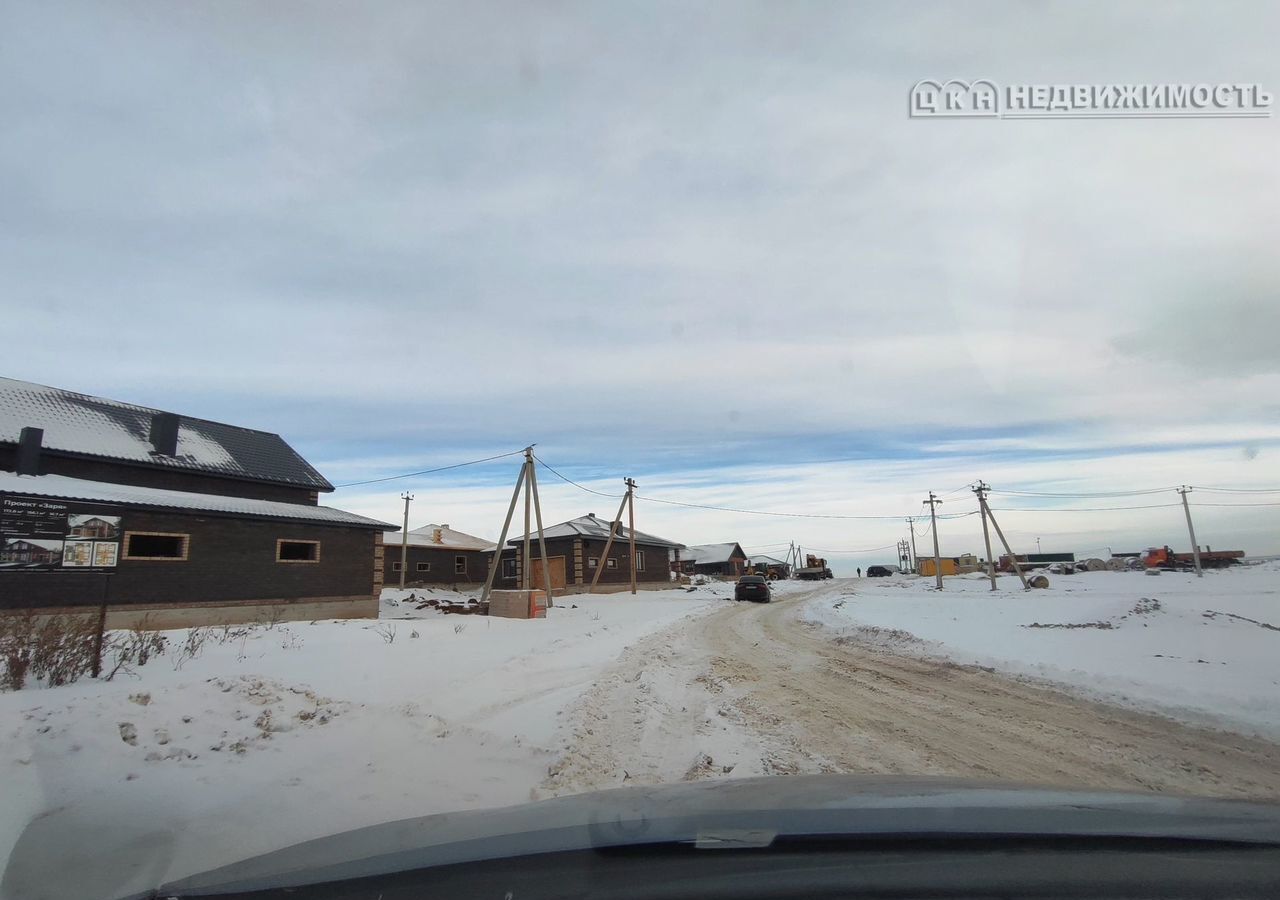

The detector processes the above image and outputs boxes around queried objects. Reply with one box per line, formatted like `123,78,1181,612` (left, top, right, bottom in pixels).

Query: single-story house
382,523,495,588
498,513,684,595
0,376,394,628
680,542,748,577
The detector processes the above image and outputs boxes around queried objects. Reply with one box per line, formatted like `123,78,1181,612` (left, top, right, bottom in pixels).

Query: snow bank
803,565,1280,738
0,586,730,899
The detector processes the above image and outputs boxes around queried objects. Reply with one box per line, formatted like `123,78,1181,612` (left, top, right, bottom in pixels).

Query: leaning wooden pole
480,461,527,605
981,496,1030,590
527,453,555,607
589,491,631,594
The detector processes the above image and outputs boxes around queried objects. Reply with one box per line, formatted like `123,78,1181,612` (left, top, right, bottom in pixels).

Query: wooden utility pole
522,458,532,592
978,491,1030,590
626,477,637,594
1177,486,1204,577
480,447,554,606
906,517,919,574
589,486,632,594
973,481,997,591
399,492,413,590
480,463,527,605
526,451,556,606
924,493,943,589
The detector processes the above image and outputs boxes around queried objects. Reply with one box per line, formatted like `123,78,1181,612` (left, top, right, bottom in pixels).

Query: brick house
382,523,495,589
497,513,684,595
0,376,394,627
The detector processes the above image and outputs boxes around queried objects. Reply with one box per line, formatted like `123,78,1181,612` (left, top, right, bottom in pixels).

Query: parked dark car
734,574,772,602
866,565,893,577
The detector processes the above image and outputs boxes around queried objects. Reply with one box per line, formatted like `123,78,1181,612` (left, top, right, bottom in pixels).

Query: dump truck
794,554,833,580
1141,546,1244,570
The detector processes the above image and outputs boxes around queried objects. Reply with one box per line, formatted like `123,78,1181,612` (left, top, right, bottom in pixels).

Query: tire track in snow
542,582,1280,800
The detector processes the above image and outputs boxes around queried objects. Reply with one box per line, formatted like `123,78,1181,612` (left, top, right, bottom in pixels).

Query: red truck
1141,546,1244,570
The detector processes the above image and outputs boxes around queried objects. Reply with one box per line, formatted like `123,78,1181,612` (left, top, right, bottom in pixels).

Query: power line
989,503,1182,512
990,487,1176,498
533,455,625,498
334,448,527,488
1191,486,1280,494
1191,501,1280,508
804,543,900,555
636,494,975,520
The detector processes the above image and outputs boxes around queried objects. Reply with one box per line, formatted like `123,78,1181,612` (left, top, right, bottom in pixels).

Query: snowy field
0,582,770,900
803,563,1280,739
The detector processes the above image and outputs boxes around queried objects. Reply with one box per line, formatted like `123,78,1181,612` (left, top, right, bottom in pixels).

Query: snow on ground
802,563,1280,739
0,583,752,900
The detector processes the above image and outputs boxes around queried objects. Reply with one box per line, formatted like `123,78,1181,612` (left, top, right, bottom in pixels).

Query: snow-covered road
5,571,1280,899
544,581,1280,802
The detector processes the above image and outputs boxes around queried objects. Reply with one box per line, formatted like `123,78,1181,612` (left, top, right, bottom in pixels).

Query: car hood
135,775,1280,898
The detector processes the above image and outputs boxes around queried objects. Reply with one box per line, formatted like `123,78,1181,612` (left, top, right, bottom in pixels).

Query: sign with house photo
0,494,121,571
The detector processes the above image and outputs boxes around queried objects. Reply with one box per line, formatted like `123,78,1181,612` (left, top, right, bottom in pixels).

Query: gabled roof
505,513,684,549
381,524,496,552
683,542,746,564
744,554,788,567
0,472,392,530
0,377,332,491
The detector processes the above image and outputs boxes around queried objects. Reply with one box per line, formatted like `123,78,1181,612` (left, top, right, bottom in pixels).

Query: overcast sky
3,1,1278,570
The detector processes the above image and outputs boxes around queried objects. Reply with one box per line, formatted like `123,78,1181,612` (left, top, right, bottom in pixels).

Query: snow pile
1,588,722,899
803,565,1280,737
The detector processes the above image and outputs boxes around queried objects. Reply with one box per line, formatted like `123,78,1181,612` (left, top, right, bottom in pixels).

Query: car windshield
2,3,1280,898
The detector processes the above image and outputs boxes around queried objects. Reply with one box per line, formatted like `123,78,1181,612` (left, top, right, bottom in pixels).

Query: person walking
856,567,862,578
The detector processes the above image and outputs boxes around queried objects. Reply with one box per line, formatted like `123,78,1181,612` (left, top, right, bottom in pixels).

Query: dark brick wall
499,538,672,585
0,509,378,610
382,544,493,586
0,445,320,505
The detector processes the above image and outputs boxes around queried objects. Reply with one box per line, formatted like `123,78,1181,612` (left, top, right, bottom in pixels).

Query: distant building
917,557,959,577
0,377,393,628
681,542,748,577
499,513,684,594
382,524,495,588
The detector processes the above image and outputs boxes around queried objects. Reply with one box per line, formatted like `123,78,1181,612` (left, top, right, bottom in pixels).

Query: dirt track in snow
542,583,1280,800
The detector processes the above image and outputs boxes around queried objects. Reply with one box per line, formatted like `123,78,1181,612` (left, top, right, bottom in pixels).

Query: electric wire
333,448,527,488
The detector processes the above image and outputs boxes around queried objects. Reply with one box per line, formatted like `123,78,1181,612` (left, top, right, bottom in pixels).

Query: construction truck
794,554,833,580
1141,546,1244,570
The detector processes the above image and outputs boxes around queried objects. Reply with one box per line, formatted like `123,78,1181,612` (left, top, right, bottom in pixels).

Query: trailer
1141,546,1244,570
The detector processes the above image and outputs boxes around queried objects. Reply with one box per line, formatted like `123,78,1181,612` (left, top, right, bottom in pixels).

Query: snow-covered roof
0,472,392,530
0,377,332,491
505,513,683,549
683,542,746,564
744,554,788,567
381,524,495,552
